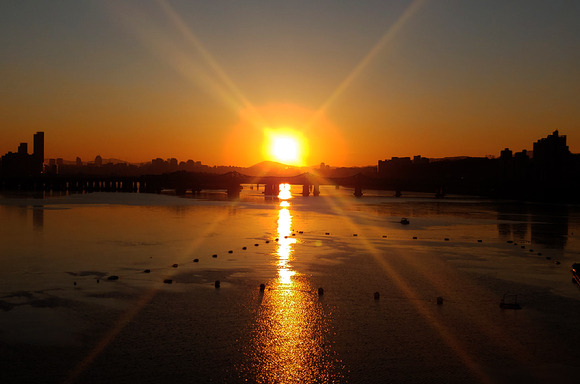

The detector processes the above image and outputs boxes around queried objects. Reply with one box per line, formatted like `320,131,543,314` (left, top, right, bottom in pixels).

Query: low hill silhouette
243,161,305,177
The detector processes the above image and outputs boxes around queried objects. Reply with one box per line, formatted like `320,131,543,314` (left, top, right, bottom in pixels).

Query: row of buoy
78,231,496,288
506,239,560,264
76,231,506,289
146,239,277,287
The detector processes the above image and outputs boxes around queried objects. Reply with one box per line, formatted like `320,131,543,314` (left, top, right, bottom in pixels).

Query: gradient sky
1,0,579,166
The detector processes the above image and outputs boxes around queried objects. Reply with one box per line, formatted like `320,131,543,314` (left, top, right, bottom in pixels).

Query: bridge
138,171,378,197
0,171,383,198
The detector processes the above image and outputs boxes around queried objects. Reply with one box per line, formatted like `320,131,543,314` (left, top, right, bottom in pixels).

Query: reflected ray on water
242,184,342,383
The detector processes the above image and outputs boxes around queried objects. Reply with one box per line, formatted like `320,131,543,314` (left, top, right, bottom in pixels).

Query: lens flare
263,128,308,166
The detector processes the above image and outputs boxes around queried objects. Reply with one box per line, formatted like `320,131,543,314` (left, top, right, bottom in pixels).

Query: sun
272,137,299,163
263,128,308,166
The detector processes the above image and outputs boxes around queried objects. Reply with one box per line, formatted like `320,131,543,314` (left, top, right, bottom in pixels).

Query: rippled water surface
1,187,580,383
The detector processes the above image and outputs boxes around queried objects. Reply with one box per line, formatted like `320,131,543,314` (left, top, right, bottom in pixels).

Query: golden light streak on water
275,180,495,383
278,183,292,200
242,185,342,383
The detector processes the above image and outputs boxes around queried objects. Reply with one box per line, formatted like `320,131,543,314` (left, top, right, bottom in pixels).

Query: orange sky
1,1,579,167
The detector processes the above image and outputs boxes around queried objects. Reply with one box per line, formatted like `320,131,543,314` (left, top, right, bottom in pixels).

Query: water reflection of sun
241,184,343,383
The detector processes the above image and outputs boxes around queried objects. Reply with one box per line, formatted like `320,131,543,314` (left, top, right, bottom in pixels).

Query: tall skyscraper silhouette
33,131,44,174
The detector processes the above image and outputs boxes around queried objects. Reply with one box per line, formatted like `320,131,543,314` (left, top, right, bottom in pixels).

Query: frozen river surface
1,187,580,383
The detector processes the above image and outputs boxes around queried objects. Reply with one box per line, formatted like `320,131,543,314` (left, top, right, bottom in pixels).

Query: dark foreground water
1,187,580,383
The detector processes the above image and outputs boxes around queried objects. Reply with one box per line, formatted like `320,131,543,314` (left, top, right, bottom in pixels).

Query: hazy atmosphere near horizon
2,0,579,166
4,3,580,384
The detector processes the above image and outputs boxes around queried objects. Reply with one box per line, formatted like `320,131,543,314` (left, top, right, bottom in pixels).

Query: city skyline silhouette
2,1,579,166
2,129,579,202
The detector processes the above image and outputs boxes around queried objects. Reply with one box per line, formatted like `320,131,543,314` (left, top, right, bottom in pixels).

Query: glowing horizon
1,1,579,166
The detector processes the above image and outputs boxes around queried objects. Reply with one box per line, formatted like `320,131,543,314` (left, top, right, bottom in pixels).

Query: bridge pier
264,184,279,197
302,184,310,197
354,184,363,197
227,183,241,198
313,184,320,196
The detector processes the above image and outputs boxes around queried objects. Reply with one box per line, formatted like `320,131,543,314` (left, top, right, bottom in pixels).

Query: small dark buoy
163,279,172,284
374,292,380,300
292,233,296,237
96,279,99,283
413,236,418,240
325,232,330,235
275,238,279,242
242,246,247,250
383,235,387,238
215,280,221,288
259,283,266,292
107,275,119,281
193,259,199,263
437,296,444,305
213,254,219,257
298,231,303,234
546,256,552,260
228,250,232,254
538,252,542,256
172,263,178,268
144,269,151,273
353,234,358,237
529,249,534,252
554,260,561,265
284,236,288,239
265,240,270,243
514,243,518,245
318,287,324,296
73,281,77,286
477,239,483,243
254,243,259,246
444,238,449,241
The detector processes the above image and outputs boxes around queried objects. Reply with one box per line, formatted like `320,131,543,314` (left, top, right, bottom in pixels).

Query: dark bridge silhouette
0,171,381,198
140,171,377,197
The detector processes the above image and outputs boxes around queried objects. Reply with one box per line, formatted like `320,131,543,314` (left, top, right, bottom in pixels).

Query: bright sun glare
272,137,299,163
263,128,308,166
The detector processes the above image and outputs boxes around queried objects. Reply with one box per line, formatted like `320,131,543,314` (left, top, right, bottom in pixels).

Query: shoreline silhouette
2,130,579,202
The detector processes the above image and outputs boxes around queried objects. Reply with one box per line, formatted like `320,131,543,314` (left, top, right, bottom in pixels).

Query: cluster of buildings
376,130,579,200
0,131,218,177
0,131,44,177
50,156,217,177
378,130,573,177
2,130,579,201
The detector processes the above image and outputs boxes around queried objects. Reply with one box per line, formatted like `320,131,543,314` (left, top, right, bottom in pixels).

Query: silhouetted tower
18,143,28,155
532,131,571,198
169,158,178,172
33,131,44,175
500,148,512,161
533,130,569,165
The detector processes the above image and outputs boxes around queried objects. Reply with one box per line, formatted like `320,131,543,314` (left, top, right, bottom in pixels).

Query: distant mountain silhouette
243,161,305,177
99,158,133,165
